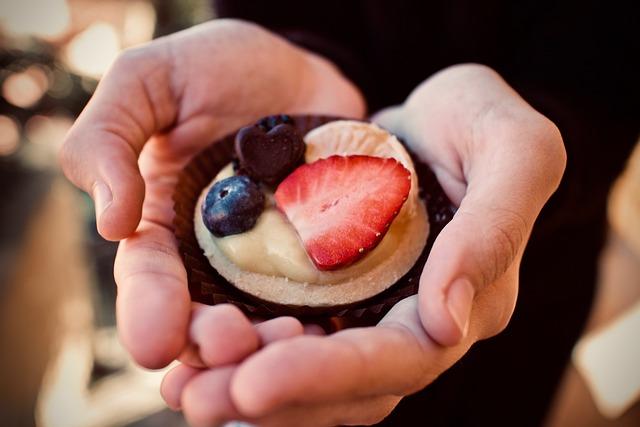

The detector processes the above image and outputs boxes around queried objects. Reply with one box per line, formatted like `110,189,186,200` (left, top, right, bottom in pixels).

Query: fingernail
93,181,113,221
446,279,475,338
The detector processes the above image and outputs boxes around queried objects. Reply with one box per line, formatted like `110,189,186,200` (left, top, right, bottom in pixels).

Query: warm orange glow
0,115,21,156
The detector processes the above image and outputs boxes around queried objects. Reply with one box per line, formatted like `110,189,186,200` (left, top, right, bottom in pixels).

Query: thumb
59,48,177,240
419,193,529,346
418,132,565,346
60,124,146,241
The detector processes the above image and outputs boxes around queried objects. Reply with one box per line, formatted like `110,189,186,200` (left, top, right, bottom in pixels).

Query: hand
160,64,566,426
59,19,365,368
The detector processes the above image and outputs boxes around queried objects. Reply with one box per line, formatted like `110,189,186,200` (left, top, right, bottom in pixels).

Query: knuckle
358,409,393,426
341,397,400,426
483,209,527,286
58,128,89,188
199,19,268,47
114,240,183,287
504,112,567,177
476,268,518,340
535,117,567,183
212,18,261,33
111,46,146,71
486,296,515,338
108,46,159,84
492,308,512,335
432,63,500,88
58,142,99,197
518,113,565,159
449,63,499,79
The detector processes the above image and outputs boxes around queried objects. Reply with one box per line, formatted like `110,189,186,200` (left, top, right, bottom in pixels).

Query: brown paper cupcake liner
173,115,456,326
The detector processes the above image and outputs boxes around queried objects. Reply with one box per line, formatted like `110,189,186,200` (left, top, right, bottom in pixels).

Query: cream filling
202,164,415,284
200,121,426,285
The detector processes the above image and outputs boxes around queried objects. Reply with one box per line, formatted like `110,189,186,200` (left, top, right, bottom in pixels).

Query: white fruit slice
304,120,418,217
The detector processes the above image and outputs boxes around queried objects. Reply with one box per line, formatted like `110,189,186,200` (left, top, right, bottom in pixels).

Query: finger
181,366,242,427
114,222,190,369
181,366,400,427
418,117,565,346
191,310,306,368
178,343,206,369
252,395,401,427
190,304,260,367
302,323,326,336
178,304,208,367
59,44,177,240
229,297,461,417
255,316,305,345
161,364,200,410
248,396,401,427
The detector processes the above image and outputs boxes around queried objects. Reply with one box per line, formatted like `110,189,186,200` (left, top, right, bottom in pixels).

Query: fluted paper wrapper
173,115,455,327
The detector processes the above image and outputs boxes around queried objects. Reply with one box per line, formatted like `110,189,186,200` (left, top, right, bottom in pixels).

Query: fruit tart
173,115,455,321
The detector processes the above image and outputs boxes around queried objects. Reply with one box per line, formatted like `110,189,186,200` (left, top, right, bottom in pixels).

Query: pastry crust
194,190,429,307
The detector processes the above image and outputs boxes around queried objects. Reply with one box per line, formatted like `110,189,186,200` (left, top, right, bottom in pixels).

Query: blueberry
202,176,265,237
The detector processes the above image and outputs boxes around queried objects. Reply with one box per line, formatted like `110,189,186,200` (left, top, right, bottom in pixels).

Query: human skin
59,20,566,426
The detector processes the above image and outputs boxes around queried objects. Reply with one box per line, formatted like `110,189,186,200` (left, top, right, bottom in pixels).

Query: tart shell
173,115,456,325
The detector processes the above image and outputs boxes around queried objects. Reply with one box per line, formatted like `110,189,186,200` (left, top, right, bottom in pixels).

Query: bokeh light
2,65,50,109
64,22,121,79
0,115,21,156
25,114,73,151
123,1,157,47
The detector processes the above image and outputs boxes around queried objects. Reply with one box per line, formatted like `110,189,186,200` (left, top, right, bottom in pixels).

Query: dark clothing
215,1,639,425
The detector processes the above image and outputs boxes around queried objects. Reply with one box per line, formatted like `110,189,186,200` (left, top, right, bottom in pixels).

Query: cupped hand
59,19,365,368
161,64,566,426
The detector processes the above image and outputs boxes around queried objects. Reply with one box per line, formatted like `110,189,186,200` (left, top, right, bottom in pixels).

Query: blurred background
0,1,209,426
0,1,638,426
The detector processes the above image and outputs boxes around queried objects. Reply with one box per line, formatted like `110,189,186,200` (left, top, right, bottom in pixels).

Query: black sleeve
501,0,640,236
213,0,374,110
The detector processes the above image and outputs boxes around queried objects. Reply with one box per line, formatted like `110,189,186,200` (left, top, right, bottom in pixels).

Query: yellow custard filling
206,165,414,284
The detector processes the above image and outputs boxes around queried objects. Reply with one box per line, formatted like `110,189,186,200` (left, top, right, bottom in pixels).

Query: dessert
173,115,456,320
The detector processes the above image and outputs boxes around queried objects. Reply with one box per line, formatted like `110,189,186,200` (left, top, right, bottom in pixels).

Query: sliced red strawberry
274,155,411,270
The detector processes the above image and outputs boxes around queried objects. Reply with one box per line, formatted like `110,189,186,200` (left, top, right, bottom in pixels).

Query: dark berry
257,114,293,130
202,175,265,237
234,122,305,185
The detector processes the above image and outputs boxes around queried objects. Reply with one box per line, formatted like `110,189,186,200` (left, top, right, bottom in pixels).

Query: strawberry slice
274,155,411,270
